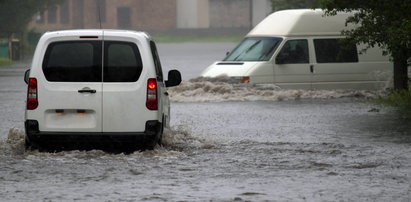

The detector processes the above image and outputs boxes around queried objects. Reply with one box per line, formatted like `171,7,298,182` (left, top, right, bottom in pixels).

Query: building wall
29,0,177,32
209,0,251,28
251,0,273,27
208,0,272,29
177,0,209,29
132,0,177,30
28,0,272,32
197,0,210,28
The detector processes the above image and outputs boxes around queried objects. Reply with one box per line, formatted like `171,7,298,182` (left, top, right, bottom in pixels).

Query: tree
319,0,411,90
0,0,63,38
271,0,320,11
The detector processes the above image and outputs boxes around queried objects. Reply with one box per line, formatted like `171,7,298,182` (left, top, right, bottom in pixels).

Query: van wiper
232,40,261,61
259,42,277,60
245,40,261,53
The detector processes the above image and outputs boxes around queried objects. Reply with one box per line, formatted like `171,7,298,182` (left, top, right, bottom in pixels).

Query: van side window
43,41,102,82
276,40,309,64
314,39,358,63
150,41,164,81
104,41,143,82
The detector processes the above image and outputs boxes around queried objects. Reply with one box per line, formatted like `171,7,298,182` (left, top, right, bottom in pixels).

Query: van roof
42,29,151,40
247,9,354,37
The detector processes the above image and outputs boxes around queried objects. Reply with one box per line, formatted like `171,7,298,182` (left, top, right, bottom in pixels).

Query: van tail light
27,78,38,110
146,78,158,110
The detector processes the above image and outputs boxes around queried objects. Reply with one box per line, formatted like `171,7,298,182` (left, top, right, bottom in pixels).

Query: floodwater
1,43,411,201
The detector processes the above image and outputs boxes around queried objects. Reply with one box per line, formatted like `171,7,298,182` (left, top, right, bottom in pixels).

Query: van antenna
97,0,102,29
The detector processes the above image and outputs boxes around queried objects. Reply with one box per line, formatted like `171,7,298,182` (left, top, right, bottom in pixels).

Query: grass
152,35,243,43
375,85,411,118
0,58,13,66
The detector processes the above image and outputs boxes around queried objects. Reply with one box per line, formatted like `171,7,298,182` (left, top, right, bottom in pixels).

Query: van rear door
39,39,103,132
101,36,148,132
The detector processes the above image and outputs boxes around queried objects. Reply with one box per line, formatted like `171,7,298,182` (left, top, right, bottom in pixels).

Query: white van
24,29,181,151
201,9,393,90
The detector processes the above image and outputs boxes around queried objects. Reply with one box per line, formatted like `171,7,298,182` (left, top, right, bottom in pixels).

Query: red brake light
27,78,38,110
148,82,156,90
146,78,158,110
79,36,98,38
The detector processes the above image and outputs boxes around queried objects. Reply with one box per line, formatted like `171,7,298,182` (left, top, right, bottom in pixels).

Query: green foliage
376,89,411,118
27,31,43,47
319,0,411,90
0,58,13,66
271,0,320,11
0,0,63,37
319,0,411,55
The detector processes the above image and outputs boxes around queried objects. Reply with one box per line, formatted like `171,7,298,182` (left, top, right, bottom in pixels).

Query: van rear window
104,41,142,82
43,41,102,82
314,39,358,63
42,41,143,82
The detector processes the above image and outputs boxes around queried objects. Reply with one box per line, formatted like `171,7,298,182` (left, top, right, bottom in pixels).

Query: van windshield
224,37,282,62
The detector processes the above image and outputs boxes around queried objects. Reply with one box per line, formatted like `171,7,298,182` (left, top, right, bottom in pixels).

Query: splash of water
161,125,216,151
0,128,25,155
0,126,212,157
169,77,379,102
370,70,393,90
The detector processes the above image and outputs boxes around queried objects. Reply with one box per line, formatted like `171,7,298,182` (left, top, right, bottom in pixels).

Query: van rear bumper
25,120,162,152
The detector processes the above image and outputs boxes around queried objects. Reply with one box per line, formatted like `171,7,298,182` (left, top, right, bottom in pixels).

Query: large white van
201,9,393,90
24,29,181,151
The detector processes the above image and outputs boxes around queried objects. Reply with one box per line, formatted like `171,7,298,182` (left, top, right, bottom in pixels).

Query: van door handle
310,65,314,73
78,89,96,93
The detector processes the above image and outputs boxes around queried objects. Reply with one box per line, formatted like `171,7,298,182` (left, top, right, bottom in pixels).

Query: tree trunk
393,50,409,90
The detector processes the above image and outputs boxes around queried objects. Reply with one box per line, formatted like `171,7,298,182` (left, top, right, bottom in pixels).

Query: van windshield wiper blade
231,40,261,61
259,42,278,60
245,40,261,53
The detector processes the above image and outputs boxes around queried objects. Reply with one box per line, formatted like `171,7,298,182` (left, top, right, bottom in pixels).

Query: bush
376,89,411,118
0,58,13,66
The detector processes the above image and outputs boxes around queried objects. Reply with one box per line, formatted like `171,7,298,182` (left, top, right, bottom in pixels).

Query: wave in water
0,126,213,157
169,77,380,102
0,128,25,155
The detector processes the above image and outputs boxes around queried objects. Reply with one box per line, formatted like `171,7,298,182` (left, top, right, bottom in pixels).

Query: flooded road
1,43,411,201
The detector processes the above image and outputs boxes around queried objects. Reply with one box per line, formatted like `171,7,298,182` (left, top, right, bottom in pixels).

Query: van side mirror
24,69,30,84
165,69,182,87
